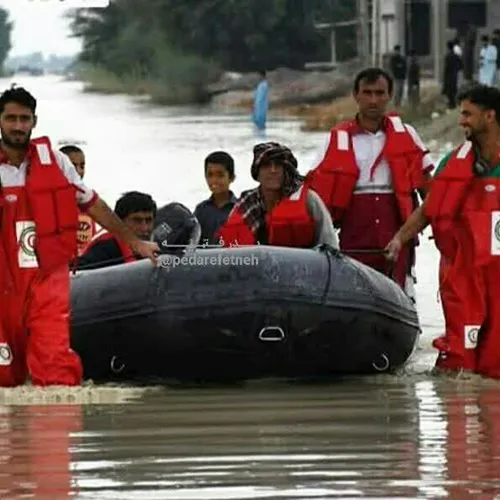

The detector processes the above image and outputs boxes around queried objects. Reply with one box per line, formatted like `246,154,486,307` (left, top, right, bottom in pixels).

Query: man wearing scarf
218,142,337,248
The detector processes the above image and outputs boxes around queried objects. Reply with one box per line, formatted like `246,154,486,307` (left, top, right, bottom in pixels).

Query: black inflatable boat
70,240,420,383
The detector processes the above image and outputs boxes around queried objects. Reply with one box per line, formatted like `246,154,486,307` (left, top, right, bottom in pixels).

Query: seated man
59,144,97,255
77,191,157,269
218,142,338,248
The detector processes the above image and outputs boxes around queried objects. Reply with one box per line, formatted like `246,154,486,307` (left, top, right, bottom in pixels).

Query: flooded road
0,75,498,499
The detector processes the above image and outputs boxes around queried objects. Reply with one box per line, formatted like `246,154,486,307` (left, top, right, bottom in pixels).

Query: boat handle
372,353,390,372
258,326,285,342
110,355,125,374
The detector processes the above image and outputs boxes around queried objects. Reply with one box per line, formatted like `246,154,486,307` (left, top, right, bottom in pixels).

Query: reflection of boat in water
69,202,419,383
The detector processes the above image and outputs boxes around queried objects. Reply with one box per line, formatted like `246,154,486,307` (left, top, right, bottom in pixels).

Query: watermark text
159,253,259,269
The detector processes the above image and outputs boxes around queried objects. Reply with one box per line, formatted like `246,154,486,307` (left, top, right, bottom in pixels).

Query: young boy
60,144,85,179
194,151,237,246
59,145,97,255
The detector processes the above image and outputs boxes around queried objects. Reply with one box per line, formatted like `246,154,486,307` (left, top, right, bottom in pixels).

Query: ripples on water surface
2,378,500,499
0,75,498,499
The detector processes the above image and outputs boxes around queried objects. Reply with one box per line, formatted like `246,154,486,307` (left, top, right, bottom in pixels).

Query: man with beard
305,67,434,303
0,85,159,387
385,84,500,378
77,191,157,269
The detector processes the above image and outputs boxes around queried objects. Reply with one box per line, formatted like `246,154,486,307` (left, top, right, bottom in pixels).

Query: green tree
151,0,356,71
69,0,356,73
67,0,357,102
0,8,12,74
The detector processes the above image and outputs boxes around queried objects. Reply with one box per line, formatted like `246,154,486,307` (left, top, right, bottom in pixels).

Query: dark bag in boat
152,202,201,256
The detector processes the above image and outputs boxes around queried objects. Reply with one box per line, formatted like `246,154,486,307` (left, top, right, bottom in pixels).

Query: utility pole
432,0,446,83
357,0,371,67
371,0,380,66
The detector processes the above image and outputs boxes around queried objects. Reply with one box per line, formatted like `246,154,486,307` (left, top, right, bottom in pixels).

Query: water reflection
72,381,421,499
0,404,82,499
417,379,500,499
0,379,499,498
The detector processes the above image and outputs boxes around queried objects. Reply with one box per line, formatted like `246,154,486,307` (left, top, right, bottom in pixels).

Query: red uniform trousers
432,179,500,377
338,192,413,289
434,253,486,372
0,185,82,387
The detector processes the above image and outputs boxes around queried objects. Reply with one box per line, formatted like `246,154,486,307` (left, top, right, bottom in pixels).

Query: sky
0,1,83,57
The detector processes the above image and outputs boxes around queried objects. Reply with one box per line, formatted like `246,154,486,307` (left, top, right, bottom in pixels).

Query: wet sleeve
54,150,98,211
404,123,435,174
306,190,339,248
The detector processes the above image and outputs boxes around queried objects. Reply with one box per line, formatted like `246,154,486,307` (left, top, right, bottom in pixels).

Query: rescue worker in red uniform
0,85,159,388
305,67,435,299
77,191,157,270
59,144,97,255
385,84,500,378
218,142,338,248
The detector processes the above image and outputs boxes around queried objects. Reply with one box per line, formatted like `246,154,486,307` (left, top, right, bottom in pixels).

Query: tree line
68,0,357,103
0,8,12,76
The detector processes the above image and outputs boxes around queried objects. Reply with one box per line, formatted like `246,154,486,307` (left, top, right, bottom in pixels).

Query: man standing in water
385,84,500,378
0,85,159,387
252,70,269,131
305,67,434,302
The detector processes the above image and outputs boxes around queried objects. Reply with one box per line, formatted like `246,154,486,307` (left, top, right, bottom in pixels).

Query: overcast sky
0,2,82,57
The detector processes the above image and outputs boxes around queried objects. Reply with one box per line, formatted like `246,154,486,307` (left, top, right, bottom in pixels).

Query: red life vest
305,113,427,222
77,211,97,256
82,228,136,264
218,185,316,247
0,136,80,272
424,140,500,265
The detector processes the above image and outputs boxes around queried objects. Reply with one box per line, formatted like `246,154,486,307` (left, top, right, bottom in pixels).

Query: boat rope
315,243,341,304
74,252,169,271
341,248,395,281
76,256,135,270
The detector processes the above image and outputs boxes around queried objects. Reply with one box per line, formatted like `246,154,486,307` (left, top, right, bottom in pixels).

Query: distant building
370,0,497,68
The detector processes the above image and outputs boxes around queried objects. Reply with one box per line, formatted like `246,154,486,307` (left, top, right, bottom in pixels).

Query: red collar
347,114,391,135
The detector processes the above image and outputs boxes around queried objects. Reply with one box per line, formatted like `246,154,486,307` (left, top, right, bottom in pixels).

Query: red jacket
218,185,316,247
305,113,427,222
13,136,80,271
424,140,498,265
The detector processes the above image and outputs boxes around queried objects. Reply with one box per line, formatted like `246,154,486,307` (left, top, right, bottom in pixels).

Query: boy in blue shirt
194,151,237,246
